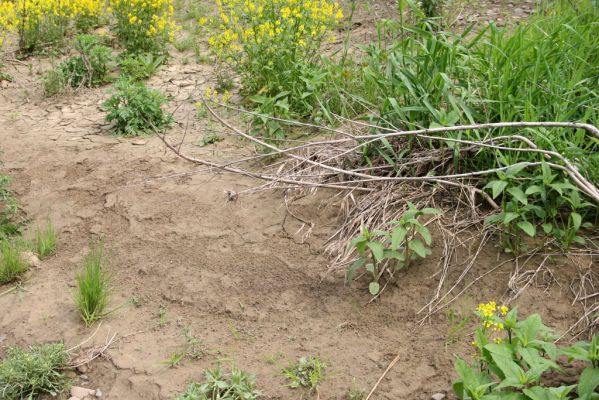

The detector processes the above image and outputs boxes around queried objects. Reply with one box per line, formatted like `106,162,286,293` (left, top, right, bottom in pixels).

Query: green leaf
408,239,428,258
525,185,542,196
516,314,542,345
504,212,520,225
490,353,525,384
369,281,380,295
346,258,365,283
416,225,432,245
542,223,554,234
507,187,528,205
578,367,599,398
517,221,536,237
391,227,407,250
522,386,554,400
506,163,528,177
367,242,385,262
571,212,582,232
485,180,508,199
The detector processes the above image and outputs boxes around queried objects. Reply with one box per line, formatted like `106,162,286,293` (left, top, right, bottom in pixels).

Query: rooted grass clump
283,356,326,392
0,240,27,284
0,342,70,400
75,242,110,327
34,221,57,259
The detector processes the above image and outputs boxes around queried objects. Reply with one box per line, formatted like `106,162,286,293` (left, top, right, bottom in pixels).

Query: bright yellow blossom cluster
207,0,343,106
471,301,511,350
0,0,106,52
109,0,177,54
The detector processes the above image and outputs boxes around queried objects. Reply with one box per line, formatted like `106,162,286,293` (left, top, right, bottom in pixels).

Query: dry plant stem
365,353,401,400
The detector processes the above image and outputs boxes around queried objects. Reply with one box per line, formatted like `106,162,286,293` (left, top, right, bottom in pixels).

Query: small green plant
347,203,440,295
176,366,261,400
34,221,57,259
43,67,67,97
162,351,185,368
453,301,599,400
158,304,168,326
103,78,173,136
62,34,113,88
282,356,326,393
0,240,27,284
0,171,20,240
181,326,206,360
444,308,470,348
75,242,110,327
197,133,224,147
119,53,165,81
0,342,70,400
346,385,365,400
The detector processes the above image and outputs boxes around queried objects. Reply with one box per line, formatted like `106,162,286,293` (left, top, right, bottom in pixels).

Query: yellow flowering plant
208,0,344,117
452,302,599,399
0,1,17,50
109,0,177,55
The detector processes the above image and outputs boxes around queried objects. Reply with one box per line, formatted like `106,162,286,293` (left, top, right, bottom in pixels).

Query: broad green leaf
408,239,428,258
507,187,528,205
542,223,553,234
367,242,384,262
506,163,528,177
522,386,554,400
346,258,365,283
571,212,582,232
516,314,542,345
416,225,432,245
369,281,380,295
525,185,542,196
490,353,525,384
391,227,407,249
485,180,508,199
517,221,536,237
578,367,599,398
504,212,520,225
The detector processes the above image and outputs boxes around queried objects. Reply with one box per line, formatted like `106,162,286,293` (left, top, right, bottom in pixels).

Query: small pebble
432,393,446,400
95,389,103,398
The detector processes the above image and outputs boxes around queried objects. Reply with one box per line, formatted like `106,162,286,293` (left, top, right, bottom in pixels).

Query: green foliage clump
102,78,172,136
62,34,113,88
34,221,57,259
0,240,27,284
119,52,165,81
283,356,326,392
453,301,599,400
0,172,20,241
43,67,68,97
176,367,261,400
347,204,440,295
75,242,110,326
0,342,70,400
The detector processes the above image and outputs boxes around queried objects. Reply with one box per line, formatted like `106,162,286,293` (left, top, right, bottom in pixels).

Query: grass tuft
0,240,27,284
0,342,70,400
34,221,57,259
75,242,110,327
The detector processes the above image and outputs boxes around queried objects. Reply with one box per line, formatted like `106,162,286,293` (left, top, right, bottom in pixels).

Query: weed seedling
182,326,205,360
158,304,168,327
75,242,110,326
162,351,184,368
283,356,326,393
175,366,261,400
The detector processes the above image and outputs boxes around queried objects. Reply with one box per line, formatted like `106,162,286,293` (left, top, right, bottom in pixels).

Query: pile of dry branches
158,97,599,336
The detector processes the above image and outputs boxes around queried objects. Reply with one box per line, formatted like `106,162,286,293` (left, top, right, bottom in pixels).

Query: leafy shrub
61,34,113,88
75,242,110,326
109,0,177,55
176,367,261,400
347,204,440,295
119,52,165,81
0,240,27,284
283,356,326,392
208,0,344,117
103,78,173,136
453,301,599,400
0,342,70,399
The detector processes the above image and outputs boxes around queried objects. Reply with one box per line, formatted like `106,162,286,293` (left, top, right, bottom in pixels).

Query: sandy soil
0,1,592,399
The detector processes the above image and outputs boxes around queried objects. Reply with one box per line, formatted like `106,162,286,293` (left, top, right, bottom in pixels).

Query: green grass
34,221,57,259
75,242,110,327
0,342,70,400
0,172,20,241
0,240,27,284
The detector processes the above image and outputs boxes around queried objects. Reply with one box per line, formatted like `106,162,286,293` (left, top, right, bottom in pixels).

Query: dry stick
203,102,599,203
365,353,401,400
